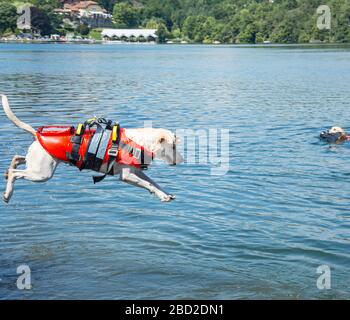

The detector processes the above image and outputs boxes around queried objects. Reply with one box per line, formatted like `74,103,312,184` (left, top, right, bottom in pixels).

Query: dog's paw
161,194,176,202
4,170,8,180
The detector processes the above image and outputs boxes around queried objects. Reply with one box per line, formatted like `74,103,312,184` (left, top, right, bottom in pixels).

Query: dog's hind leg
120,167,175,202
3,165,57,204
3,169,30,203
4,155,26,180
3,142,58,203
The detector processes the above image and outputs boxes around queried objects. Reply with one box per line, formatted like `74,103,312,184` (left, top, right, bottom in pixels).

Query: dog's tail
1,94,36,137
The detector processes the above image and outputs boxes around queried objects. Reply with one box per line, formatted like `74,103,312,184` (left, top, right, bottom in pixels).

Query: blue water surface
0,43,350,299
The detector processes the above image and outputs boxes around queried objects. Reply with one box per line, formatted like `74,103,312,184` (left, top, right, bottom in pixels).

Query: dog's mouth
320,131,343,143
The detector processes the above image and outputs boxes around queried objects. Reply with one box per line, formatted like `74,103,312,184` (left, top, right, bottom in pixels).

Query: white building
101,29,158,42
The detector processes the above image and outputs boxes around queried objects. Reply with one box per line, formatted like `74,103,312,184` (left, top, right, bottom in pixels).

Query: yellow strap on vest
112,124,118,142
86,117,97,124
76,123,84,136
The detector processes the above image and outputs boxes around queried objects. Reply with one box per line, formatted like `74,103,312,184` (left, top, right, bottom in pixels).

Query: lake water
0,43,350,299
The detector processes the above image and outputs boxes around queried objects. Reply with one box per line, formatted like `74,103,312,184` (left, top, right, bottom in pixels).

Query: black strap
93,123,120,184
85,123,105,171
67,124,85,166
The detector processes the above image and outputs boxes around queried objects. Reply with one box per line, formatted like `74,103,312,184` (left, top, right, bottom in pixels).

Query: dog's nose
320,131,342,143
320,131,328,138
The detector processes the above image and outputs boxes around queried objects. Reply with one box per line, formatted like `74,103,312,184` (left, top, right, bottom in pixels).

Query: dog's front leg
120,167,175,202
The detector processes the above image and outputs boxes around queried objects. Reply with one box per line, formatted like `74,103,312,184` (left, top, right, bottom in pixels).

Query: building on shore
55,1,113,28
17,5,50,36
101,29,158,43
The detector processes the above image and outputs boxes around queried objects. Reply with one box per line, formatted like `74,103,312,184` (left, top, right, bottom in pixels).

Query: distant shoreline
0,40,349,47
0,39,102,44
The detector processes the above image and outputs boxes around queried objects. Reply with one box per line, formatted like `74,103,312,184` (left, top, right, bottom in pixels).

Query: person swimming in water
320,126,350,144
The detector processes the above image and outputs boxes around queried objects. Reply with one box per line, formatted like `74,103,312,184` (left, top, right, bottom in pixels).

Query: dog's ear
149,131,170,153
158,137,166,144
150,130,178,153
156,130,176,145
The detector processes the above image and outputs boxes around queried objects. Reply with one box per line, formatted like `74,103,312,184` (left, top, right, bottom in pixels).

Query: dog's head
320,126,347,144
150,129,184,165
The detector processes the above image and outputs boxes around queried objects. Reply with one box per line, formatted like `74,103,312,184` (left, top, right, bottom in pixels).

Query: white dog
1,95,183,203
320,126,350,144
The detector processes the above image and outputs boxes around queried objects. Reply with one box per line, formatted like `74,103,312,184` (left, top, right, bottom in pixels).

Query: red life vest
36,125,154,171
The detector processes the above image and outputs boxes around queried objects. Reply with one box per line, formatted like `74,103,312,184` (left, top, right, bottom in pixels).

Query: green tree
238,24,257,43
156,22,169,43
182,16,199,40
76,23,90,36
255,32,264,43
89,28,103,40
171,26,182,39
219,20,240,44
30,0,60,8
37,1,62,33
3,0,350,44
183,15,216,42
144,17,160,29
142,0,177,30
30,6,52,35
144,18,170,43
0,2,17,35
113,2,140,28
270,13,301,43
97,0,117,13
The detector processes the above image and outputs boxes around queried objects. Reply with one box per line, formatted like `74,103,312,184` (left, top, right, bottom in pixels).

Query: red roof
64,1,106,12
